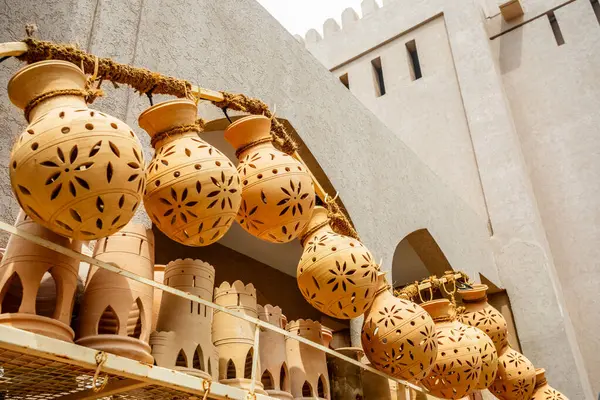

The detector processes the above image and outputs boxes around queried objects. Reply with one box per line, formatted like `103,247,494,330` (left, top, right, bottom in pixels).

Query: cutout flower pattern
277,179,310,217
376,304,403,328
305,234,328,253
148,144,175,172
380,347,407,375
238,151,261,176
326,260,356,292
238,199,264,231
159,187,198,225
419,324,437,353
207,171,239,210
41,145,94,200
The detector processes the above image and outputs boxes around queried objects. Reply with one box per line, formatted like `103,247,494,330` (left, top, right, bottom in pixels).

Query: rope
324,194,359,240
432,315,453,323
150,119,206,148
92,351,109,392
299,219,330,245
202,379,212,400
24,89,86,122
234,137,273,158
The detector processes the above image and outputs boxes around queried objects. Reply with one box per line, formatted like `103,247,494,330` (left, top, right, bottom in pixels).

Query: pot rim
138,98,198,135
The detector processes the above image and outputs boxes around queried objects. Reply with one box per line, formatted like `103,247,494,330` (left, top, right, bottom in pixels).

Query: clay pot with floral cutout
457,284,508,353
531,368,568,400
297,206,379,319
286,319,330,400
421,299,482,399
76,223,154,363
0,210,82,342
212,281,267,394
150,259,217,379
140,99,241,246
258,304,292,400
489,346,536,400
8,61,144,240
224,115,315,243
456,322,498,390
361,275,438,381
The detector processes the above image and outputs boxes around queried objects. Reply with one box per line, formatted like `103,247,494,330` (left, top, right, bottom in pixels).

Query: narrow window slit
371,57,386,97
591,0,600,25
339,73,349,89
548,12,565,46
406,40,422,80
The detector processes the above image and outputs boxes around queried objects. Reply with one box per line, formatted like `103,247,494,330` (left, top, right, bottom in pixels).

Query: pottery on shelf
76,223,154,363
531,368,568,400
212,281,266,394
286,319,330,400
321,326,333,349
0,210,82,342
150,259,217,379
140,99,241,246
457,284,508,353
151,264,166,332
421,299,482,399
489,346,536,400
456,323,498,390
8,60,144,240
297,206,378,319
258,304,292,400
224,115,315,243
361,275,437,381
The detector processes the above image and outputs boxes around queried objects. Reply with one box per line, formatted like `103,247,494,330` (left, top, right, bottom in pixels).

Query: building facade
0,0,596,398
300,0,599,397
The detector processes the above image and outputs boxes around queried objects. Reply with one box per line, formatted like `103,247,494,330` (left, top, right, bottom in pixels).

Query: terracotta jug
421,299,482,399
457,284,508,353
297,206,378,319
285,319,330,399
151,264,166,332
212,281,267,394
456,323,498,390
531,368,568,400
361,275,437,381
151,259,217,379
224,115,315,243
76,223,154,363
8,61,144,240
140,99,241,246
0,210,81,342
489,346,536,400
258,304,293,400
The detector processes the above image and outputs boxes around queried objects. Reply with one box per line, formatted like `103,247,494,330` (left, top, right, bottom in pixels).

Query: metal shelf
0,325,275,400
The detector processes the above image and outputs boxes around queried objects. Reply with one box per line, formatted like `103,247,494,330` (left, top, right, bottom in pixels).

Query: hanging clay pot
151,259,217,379
297,206,379,319
151,264,166,332
8,61,144,240
286,319,330,400
531,368,568,400
456,322,498,390
76,223,154,363
457,284,509,353
258,304,292,400
421,299,482,399
224,115,315,243
0,210,81,342
489,346,536,400
212,281,267,394
361,275,437,381
140,99,241,246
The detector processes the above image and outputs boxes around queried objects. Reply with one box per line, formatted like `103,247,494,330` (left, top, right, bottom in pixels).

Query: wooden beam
0,41,27,57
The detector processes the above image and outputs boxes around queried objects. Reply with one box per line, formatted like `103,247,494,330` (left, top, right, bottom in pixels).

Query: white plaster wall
493,0,600,392
331,17,488,217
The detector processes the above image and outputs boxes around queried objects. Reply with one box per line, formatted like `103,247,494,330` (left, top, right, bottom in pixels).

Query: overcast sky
256,0,366,37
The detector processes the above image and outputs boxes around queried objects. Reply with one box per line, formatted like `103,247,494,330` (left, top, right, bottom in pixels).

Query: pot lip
138,98,197,130
9,60,84,87
225,114,270,131
457,283,488,297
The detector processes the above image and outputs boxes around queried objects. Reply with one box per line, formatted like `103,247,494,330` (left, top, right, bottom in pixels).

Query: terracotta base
76,334,153,364
219,378,267,394
172,367,211,380
0,313,74,342
267,390,294,400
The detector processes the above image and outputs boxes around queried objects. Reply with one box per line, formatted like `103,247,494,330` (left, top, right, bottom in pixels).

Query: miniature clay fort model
297,206,379,319
151,264,166,332
212,281,267,394
76,223,154,363
150,259,217,379
7,60,144,240
0,210,81,342
361,274,438,381
531,368,568,400
458,284,536,400
258,304,292,400
421,299,482,399
285,319,330,400
140,99,241,246
224,115,315,243
327,347,364,400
